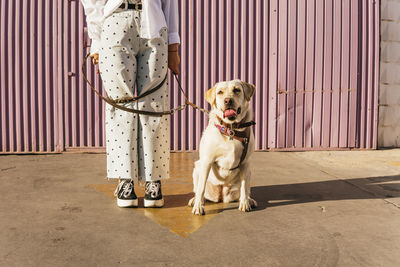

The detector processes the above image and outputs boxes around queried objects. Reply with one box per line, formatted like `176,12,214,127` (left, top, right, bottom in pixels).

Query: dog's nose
224,98,233,105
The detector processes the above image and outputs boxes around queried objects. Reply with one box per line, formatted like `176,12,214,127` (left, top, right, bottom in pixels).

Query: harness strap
214,115,255,170
230,128,250,170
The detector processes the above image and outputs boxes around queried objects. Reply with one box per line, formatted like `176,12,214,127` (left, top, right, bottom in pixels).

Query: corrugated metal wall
0,0,61,153
0,0,380,153
266,0,379,150
62,0,106,151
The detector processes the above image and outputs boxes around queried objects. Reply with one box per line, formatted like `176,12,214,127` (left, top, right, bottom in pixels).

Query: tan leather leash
81,52,209,117
172,74,210,115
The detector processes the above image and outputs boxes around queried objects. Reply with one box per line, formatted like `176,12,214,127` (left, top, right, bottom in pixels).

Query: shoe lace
145,182,160,198
114,180,133,198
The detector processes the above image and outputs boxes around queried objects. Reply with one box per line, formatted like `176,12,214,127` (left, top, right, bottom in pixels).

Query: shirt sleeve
162,0,180,45
80,0,107,55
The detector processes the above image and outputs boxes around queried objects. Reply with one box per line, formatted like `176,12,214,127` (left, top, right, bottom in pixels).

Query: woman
81,0,180,208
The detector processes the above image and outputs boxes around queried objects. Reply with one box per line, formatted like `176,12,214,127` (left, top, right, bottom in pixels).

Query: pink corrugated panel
0,0,380,153
0,0,60,153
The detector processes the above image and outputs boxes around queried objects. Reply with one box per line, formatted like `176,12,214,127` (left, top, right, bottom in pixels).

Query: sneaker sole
144,198,164,208
117,198,138,208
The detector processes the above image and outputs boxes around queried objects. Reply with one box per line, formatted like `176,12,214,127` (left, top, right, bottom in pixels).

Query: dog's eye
233,88,241,94
217,91,223,95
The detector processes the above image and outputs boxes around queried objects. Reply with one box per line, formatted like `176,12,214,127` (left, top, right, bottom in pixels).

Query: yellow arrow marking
88,153,234,237
88,183,231,237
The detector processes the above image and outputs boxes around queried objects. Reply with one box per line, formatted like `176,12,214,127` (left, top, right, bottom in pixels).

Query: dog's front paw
188,197,195,207
192,201,205,216
238,199,253,212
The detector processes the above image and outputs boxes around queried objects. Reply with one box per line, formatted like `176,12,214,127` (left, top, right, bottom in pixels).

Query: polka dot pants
98,9,170,182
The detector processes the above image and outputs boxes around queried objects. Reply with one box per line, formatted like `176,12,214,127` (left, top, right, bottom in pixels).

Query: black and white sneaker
114,179,138,208
144,180,164,207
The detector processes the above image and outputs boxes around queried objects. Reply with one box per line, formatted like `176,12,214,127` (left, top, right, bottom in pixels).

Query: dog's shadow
161,175,400,212
252,175,400,211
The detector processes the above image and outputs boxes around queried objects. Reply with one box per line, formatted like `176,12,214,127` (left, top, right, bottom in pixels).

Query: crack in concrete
318,169,400,210
1,166,16,171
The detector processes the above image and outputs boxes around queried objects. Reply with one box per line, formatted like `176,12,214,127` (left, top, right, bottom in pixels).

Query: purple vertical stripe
287,0,297,148
372,0,379,149
295,0,306,148
1,0,7,151
340,0,350,148
322,0,333,148
7,1,15,152
331,0,342,147
268,0,279,148
262,0,269,150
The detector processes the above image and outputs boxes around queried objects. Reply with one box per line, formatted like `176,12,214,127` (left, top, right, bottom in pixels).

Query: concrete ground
0,150,400,266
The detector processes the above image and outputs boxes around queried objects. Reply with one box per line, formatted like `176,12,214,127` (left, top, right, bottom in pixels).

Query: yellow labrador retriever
188,80,258,215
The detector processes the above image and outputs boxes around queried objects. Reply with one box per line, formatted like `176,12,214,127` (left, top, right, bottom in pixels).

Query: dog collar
215,114,256,130
214,123,248,143
214,115,254,144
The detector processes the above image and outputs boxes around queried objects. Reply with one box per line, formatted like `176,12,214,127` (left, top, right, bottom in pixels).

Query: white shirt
80,0,180,55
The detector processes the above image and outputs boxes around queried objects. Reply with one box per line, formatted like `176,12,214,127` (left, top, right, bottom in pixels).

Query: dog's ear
241,81,256,101
205,86,216,106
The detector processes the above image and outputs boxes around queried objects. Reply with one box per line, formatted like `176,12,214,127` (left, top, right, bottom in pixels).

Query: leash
172,74,210,115
82,53,256,170
81,52,209,117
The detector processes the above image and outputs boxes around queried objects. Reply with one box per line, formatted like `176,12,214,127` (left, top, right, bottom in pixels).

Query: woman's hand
168,44,180,74
91,53,99,65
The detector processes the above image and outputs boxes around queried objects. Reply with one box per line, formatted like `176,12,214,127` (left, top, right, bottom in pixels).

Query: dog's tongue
223,109,237,118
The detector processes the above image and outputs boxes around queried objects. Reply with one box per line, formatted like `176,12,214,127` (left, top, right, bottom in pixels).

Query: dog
188,80,258,215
